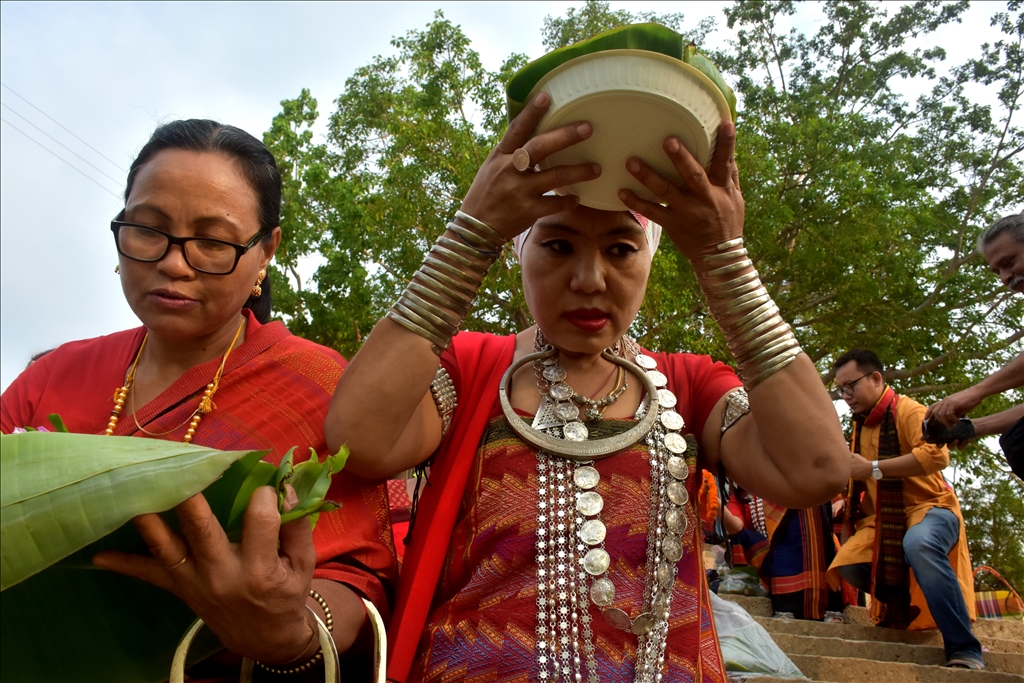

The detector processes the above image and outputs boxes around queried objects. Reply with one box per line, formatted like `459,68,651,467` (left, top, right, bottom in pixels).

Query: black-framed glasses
111,212,264,275
836,373,872,398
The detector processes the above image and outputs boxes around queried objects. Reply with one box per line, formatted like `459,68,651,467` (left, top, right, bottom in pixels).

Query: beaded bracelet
255,588,334,676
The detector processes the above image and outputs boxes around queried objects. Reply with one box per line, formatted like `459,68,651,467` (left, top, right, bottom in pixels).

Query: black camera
922,417,976,445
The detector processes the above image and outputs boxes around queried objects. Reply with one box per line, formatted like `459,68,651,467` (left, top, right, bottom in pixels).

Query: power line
1,117,122,200
1,81,127,172
2,102,124,186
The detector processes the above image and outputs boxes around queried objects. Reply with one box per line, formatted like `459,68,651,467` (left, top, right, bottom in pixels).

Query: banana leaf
505,23,736,122
683,43,737,122
0,430,346,682
1,432,263,590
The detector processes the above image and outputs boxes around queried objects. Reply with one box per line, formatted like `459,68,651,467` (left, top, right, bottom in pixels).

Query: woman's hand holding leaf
93,485,319,665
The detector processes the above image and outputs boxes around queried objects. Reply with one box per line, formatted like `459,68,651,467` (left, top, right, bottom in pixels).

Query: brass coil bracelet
387,212,505,354
697,238,802,390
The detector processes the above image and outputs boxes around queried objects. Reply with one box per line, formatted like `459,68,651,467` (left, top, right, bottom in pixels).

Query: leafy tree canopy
263,0,1023,588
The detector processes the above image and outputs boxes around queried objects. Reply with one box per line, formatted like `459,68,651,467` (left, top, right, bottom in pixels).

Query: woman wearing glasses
0,120,395,678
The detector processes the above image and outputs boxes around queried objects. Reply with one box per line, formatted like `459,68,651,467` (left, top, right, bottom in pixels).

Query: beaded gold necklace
104,318,246,443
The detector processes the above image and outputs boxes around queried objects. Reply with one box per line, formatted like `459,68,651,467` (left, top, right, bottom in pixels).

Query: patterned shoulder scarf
848,386,918,629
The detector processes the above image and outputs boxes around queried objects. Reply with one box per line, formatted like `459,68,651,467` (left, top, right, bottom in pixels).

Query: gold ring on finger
167,555,189,569
512,147,531,172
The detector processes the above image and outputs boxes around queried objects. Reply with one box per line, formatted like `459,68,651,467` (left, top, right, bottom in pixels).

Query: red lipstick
564,308,610,332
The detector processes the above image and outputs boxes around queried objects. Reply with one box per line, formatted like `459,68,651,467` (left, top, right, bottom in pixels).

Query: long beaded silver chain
531,335,691,683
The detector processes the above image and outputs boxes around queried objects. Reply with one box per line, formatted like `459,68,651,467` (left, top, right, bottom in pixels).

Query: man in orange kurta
827,349,982,670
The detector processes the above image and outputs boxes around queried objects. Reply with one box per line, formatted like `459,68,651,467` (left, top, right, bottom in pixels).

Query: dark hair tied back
124,119,281,323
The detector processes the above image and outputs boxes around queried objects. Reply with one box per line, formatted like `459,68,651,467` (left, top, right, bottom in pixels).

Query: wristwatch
870,460,884,480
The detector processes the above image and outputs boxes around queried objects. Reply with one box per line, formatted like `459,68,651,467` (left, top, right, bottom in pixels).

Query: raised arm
620,124,850,508
326,93,601,479
926,351,1024,428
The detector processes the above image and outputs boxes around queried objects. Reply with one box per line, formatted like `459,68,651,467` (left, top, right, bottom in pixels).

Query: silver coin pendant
660,410,684,431
665,507,688,534
667,481,689,506
663,538,684,562
630,612,657,635
579,519,606,545
657,563,675,589
635,354,658,370
563,421,588,441
582,548,610,575
577,491,604,516
663,432,687,454
657,389,677,409
549,382,573,401
603,608,631,631
554,402,579,422
573,466,600,490
646,370,668,388
590,577,615,606
666,456,688,480
542,365,567,383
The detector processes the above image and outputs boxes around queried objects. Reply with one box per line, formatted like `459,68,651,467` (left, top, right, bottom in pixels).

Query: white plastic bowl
528,49,731,211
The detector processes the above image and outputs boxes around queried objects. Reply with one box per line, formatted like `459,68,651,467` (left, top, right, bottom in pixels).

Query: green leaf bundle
0,429,347,682
506,23,735,122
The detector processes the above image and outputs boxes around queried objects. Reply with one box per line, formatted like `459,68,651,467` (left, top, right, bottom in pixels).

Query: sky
0,1,1012,396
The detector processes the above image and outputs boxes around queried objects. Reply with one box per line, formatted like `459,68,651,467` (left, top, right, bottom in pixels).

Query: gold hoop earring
114,264,120,274
252,269,266,298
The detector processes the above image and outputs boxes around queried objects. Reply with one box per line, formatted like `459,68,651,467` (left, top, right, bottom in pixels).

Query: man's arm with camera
925,352,1024,429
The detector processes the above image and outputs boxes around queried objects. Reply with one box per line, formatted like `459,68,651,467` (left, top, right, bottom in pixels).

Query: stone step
753,615,1023,654
770,633,1023,675
719,594,1023,647
788,654,1024,682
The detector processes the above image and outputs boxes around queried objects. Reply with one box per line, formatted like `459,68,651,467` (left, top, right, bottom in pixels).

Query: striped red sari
1,309,397,613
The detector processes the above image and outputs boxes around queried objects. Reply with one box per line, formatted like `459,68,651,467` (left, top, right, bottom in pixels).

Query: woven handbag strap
974,565,1024,619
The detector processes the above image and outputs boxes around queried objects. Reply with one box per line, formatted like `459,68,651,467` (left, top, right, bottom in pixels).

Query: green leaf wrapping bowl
527,48,731,212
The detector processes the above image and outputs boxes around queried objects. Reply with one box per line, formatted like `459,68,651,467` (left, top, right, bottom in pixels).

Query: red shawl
386,331,740,682
0,310,397,614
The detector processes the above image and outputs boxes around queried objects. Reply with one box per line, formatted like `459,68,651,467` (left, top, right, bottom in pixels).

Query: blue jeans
837,507,982,664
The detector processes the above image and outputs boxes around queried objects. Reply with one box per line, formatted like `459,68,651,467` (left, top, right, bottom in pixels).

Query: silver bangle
721,389,750,434
396,297,459,337
386,310,450,353
454,210,507,247
716,237,744,251
698,237,802,389
430,365,458,437
430,242,488,274
388,215,501,354
698,258,754,279
707,270,759,294
702,247,748,265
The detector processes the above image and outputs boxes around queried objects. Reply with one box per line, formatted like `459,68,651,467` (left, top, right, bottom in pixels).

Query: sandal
946,658,985,670
822,611,845,624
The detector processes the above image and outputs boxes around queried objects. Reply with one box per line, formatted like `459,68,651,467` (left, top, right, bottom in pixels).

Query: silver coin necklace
516,332,694,683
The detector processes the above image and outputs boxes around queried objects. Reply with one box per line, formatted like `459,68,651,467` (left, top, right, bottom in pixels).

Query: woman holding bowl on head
0,120,395,679
327,87,850,682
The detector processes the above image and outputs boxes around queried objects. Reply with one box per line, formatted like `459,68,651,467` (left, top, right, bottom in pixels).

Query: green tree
265,1,1023,585
716,0,1023,587
263,4,705,357
539,1,712,50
